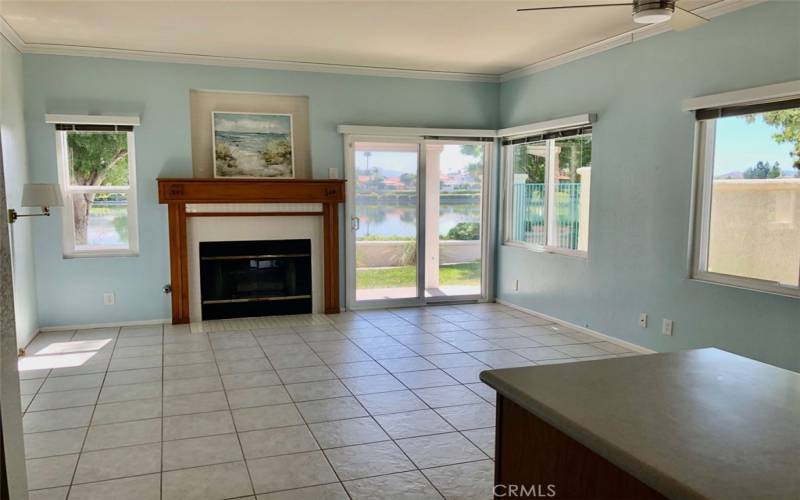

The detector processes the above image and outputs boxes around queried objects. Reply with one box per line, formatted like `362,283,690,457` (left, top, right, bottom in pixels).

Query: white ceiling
1,0,720,77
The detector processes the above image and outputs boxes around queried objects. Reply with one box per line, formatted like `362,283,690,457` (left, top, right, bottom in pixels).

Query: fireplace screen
200,239,311,320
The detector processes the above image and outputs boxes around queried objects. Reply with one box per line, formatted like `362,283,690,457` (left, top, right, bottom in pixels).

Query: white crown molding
0,0,766,84
2,33,500,83
0,15,24,52
500,0,768,82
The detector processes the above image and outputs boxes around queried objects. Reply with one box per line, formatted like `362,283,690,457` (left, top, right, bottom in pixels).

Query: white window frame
690,115,800,299
55,129,140,258
501,134,592,259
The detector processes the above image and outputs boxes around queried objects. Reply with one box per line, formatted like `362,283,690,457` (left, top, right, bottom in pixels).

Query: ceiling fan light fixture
632,0,676,24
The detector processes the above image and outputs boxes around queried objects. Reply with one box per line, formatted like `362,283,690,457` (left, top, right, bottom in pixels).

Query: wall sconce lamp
8,183,64,224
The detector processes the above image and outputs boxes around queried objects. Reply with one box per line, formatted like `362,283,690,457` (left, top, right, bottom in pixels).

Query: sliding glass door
346,137,490,308
350,140,422,304
424,142,486,299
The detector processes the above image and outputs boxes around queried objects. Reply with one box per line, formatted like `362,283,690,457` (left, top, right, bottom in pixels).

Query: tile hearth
20,304,639,499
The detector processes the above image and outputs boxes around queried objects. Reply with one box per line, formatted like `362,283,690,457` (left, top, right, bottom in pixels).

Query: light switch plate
103,292,115,306
662,318,673,336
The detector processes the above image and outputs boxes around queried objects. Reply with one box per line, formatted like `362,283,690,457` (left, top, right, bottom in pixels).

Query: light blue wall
497,2,800,371
23,56,499,326
1,36,38,348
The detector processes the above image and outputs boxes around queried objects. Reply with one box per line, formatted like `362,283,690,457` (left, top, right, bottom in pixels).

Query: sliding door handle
351,217,360,231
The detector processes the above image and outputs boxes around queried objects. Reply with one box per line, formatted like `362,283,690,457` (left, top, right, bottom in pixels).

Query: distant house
383,176,405,190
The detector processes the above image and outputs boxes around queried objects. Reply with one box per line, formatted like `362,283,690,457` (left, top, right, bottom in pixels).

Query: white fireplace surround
186,203,324,323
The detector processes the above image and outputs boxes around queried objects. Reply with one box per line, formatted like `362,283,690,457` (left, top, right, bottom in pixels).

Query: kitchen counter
480,348,800,499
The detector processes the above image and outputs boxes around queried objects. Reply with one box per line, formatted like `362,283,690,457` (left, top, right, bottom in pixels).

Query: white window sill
503,240,588,259
64,250,139,259
691,271,799,299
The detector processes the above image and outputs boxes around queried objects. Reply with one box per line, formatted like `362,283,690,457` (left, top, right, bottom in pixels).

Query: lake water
356,204,480,238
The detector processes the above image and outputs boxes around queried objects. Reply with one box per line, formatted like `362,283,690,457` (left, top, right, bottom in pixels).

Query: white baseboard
496,299,655,355
38,318,171,333
20,328,41,352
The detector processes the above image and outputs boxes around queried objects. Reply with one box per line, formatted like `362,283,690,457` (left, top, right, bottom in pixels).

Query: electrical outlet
662,318,673,336
639,313,648,328
328,167,339,179
103,292,115,306
513,279,519,292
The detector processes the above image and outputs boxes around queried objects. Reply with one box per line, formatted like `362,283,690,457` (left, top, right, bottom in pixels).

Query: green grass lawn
356,261,480,289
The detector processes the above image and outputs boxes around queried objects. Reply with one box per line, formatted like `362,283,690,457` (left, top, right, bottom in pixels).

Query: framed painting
212,111,295,178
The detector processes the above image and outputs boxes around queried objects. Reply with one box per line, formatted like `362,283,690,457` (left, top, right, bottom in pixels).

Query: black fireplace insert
200,239,312,320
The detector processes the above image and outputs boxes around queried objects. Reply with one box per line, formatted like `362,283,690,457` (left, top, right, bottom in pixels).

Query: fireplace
158,178,344,323
199,239,312,320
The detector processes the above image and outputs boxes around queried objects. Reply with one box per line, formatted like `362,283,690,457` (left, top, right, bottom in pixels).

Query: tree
744,160,780,179
399,172,416,188
556,136,592,181
67,132,128,245
744,109,800,171
460,144,484,182
363,167,385,190
514,147,545,183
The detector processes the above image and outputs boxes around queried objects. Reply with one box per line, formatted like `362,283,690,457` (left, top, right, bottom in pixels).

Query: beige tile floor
19,303,639,500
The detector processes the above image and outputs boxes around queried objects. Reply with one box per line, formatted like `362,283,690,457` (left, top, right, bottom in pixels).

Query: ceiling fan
517,0,710,31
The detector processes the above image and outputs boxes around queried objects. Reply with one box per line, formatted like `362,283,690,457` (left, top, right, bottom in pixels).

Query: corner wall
497,2,800,371
1,36,38,348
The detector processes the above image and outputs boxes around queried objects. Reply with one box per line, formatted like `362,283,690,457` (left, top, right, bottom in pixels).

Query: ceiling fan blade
670,6,709,31
517,3,632,12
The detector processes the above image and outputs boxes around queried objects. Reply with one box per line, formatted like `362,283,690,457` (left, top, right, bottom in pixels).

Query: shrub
443,222,480,240
260,138,292,166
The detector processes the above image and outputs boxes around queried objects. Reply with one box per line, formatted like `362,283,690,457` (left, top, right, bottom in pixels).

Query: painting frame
211,111,296,179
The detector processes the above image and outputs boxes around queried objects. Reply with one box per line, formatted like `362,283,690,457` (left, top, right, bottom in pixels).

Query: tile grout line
208,330,258,499
277,326,355,499
159,323,165,500
64,326,121,497
369,310,494,472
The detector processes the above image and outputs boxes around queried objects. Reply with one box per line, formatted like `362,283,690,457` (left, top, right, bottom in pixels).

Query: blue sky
355,145,478,176
714,115,794,176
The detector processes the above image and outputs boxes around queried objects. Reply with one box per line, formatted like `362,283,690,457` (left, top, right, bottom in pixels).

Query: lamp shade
21,183,64,208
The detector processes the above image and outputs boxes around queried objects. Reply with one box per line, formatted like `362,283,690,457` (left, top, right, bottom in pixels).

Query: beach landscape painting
212,112,295,178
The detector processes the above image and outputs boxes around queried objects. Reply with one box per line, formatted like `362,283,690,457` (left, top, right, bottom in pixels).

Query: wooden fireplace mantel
157,178,345,324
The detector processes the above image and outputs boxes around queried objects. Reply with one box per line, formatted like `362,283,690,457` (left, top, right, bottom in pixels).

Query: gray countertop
480,348,800,500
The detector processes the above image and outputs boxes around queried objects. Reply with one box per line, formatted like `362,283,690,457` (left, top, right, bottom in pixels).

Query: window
692,97,800,297
503,129,592,255
55,125,138,257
